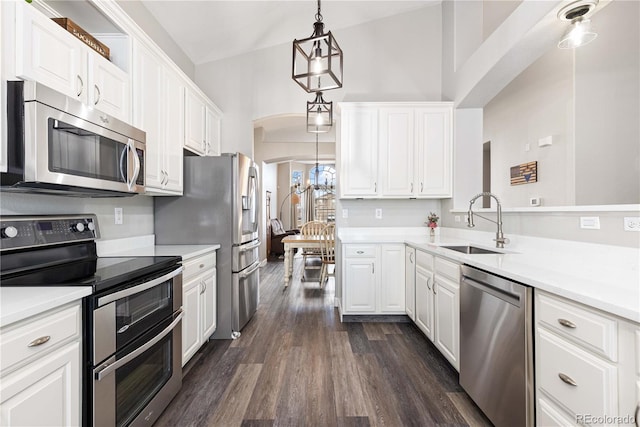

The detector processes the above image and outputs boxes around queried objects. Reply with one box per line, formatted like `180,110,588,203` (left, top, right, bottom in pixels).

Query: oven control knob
87,222,95,231
72,223,85,232
1,226,18,239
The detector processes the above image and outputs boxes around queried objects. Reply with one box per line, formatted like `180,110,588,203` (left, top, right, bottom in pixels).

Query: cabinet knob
557,318,577,329
27,336,51,347
558,373,577,386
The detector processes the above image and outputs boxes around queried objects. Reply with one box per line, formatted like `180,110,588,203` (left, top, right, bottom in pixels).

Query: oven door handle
97,266,183,307
95,309,183,381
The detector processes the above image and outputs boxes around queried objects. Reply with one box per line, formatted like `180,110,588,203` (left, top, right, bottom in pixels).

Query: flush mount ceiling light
307,92,333,133
557,0,599,49
292,0,343,93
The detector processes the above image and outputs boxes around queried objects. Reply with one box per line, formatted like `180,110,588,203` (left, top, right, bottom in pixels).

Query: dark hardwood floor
155,256,492,427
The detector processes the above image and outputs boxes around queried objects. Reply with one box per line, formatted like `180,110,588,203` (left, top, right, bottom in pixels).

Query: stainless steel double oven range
0,215,183,427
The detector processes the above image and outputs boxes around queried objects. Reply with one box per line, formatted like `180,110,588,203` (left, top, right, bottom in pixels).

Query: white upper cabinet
338,102,453,199
339,106,379,197
132,39,183,194
14,1,130,122
416,107,452,197
185,88,221,156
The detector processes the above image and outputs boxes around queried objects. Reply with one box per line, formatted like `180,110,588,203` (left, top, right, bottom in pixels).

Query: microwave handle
127,139,141,191
119,146,128,184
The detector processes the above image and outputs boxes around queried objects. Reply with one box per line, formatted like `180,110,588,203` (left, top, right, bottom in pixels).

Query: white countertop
339,227,640,324
96,235,219,261
1,286,92,327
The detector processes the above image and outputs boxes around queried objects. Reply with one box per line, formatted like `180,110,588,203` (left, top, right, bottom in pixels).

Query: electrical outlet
580,216,600,230
454,215,461,223
375,208,382,219
114,208,123,225
624,217,640,231
342,208,348,219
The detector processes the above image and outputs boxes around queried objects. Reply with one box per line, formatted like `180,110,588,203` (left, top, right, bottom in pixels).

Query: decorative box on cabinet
14,0,130,122
535,290,638,426
181,251,217,366
338,102,452,199
0,302,82,426
132,38,183,195
341,243,405,315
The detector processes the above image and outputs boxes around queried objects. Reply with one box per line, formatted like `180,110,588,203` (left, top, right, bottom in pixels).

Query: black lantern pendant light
292,0,343,93
307,91,333,133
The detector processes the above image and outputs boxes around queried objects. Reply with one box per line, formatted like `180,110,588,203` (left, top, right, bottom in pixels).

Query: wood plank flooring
155,256,493,427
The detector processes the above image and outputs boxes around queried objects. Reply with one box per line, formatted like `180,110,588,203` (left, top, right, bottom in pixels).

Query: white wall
336,199,442,229
0,193,154,240
195,6,443,158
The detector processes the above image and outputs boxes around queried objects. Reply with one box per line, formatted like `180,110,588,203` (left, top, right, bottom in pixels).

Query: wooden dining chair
299,220,325,280
319,223,335,287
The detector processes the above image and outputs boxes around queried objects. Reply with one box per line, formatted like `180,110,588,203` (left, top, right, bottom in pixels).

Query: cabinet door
434,275,459,370
415,264,434,340
344,258,377,312
162,68,184,193
90,55,130,122
405,248,416,321
379,244,405,313
379,108,414,197
0,341,80,427
15,1,87,103
339,107,378,198
415,107,452,197
184,89,206,155
132,40,164,189
182,278,202,366
205,105,221,156
200,269,217,341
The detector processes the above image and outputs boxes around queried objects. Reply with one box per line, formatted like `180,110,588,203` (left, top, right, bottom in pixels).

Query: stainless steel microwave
2,81,145,197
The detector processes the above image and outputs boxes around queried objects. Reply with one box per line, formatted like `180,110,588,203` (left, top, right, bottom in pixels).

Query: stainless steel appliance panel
460,265,533,427
232,240,260,272
233,261,260,332
233,153,260,244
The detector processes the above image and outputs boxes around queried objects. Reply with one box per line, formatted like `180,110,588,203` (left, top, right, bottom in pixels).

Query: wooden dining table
281,234,324,288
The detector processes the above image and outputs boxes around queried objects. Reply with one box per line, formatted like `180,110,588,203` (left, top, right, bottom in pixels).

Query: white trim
450,204,640,213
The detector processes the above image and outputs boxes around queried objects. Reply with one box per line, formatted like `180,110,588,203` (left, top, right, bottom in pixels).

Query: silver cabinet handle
372,263,375,274
27,336,51,347
426,278,431,291
94,85,101,105
200,281,205,295
558,318,577,329
128,139,141,191
95,309,183,381
374,182,377,192
558,373,577,386
411,182,413,192
356,250,364,254
409,252,414,263
76,75,83,96
203,281,207,293
433,281,437,294
421,182,424,192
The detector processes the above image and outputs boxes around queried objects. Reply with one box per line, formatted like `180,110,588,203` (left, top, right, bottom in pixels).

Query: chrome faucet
467,192,509,248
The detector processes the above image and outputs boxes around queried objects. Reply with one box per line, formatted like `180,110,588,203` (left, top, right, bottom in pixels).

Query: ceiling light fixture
292,0,343,93
557,0,598,49
307,91,333,133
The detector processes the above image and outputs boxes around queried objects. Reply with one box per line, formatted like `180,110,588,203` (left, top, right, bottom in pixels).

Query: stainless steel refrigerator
154,153,260,340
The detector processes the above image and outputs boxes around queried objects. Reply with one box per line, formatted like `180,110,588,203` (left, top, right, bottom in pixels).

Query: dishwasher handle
461,275,522,307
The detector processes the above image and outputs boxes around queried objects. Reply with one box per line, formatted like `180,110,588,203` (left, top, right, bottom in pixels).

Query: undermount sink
441,245,502,255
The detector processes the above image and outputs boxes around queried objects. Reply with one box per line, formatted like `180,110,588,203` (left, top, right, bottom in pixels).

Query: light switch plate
114,207,123,225
342,208,348,219
580,216,600,229
375,208,382,219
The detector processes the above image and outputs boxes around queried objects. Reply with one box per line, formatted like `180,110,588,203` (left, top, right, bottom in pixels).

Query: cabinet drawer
537,397,578,427
183,253,216,280
537,329,617,419
416,250,433,270
0,303,81,373
344,245,376,257
537,293,617,361
434,257,459,281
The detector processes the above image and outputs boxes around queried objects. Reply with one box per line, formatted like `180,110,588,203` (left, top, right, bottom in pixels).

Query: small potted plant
426,212,439,241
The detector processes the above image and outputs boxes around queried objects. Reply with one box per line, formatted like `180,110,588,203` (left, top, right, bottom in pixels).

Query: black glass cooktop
1,248,181,293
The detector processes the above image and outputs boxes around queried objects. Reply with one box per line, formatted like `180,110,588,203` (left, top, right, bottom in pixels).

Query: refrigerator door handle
239,261,260,279
239,240,261,252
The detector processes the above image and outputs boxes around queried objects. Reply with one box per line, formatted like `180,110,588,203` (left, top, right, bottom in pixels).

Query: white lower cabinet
181,252,217,366
342,243,405,314
0,302,82,426
405,247,416,321
415,250,434,340
535,290,638,427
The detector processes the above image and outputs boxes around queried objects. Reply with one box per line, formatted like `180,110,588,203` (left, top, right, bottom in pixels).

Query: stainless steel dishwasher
460,265,534,427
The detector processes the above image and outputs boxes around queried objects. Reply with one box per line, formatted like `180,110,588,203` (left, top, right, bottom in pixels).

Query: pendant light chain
315,133,320,189
315,0,323,22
